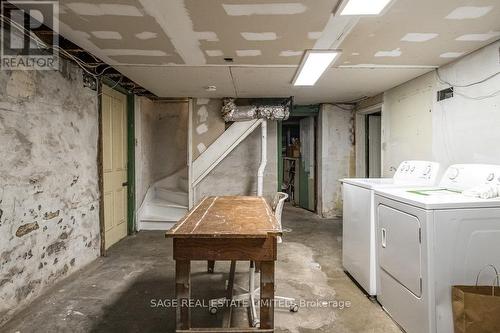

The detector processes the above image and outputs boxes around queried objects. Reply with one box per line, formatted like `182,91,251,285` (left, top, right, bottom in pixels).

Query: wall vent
437,87,454,101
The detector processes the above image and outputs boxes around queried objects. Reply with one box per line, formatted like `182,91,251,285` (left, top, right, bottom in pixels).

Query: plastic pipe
257,120,267,196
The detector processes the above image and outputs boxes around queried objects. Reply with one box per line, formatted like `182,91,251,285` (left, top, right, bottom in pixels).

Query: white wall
194,121,278,203
381,41,500,175
192,98,225,160
433,41,500,167
381,72,435,176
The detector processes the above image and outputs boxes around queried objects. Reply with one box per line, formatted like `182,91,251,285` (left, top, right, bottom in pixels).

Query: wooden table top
165,196,281,239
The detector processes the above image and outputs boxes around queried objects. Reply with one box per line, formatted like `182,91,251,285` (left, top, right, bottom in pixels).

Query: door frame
277,105,319,211
98,78,136,255
355,103,383,178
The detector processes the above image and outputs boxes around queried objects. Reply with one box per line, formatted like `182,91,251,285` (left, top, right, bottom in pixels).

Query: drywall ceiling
56,0,500,104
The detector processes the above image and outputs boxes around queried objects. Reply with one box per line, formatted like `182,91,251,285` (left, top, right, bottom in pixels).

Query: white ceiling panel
54,0,500,103
113,66,236,98
231,66,433,104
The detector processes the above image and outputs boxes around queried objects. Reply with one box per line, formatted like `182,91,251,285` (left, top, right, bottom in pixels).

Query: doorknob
122,182,128,187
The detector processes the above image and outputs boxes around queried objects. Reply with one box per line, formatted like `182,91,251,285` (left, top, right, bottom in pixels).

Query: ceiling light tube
336,0,394,16
293,50,341,86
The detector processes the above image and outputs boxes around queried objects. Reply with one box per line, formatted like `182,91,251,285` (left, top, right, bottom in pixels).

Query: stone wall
317,104,355,217
0,60,100,324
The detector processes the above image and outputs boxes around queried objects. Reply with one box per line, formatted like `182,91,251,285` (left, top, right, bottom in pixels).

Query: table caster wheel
209,306,218,315
252,319,260,327
290,304,299,312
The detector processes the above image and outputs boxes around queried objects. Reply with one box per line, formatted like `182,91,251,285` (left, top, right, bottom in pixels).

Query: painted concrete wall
192,99,277,203
381,72,435,176
317,104,355,218
0,61,100,323
192,98,225,160
153,102,188,180
381,41,500,175
135,97,155,209
135,98,188,208
432,41,500,167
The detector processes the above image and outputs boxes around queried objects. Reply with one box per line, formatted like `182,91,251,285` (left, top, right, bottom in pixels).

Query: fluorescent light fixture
338,0,393,16
293,50,341,86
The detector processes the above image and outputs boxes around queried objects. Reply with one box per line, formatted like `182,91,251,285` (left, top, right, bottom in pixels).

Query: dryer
375,164,500,333
341,160,440,296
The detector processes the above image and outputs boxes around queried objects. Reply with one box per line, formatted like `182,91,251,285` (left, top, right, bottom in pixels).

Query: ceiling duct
221,97,292,122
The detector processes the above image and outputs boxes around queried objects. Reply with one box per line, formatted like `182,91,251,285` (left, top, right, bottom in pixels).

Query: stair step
156,187,188,206
139,220,177,231
149,198,187,209
143,203,187,221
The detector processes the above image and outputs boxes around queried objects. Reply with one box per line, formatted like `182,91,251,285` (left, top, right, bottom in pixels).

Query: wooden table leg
260,261,275,329
207,260,215,273
254,261,261,273
222,260,237,328
176,260,191,330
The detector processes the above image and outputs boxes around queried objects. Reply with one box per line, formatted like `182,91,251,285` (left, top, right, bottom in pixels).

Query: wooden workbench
166,196,281,333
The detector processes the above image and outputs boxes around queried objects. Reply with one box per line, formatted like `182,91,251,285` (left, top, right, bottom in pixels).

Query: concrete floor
1,205,401,333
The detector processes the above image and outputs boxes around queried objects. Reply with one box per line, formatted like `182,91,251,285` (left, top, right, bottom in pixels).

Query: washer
341,160,440,296
375,164,500,333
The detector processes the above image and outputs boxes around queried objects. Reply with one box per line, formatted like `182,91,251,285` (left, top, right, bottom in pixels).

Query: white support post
257,120,267,197
251,120,267,327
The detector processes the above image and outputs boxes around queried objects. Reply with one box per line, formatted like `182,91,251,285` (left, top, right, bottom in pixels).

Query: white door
102,86,128,249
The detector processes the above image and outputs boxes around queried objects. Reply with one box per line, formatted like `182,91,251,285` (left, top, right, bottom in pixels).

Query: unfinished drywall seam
222,3,307,16
313,15,359,49
138,0,206,65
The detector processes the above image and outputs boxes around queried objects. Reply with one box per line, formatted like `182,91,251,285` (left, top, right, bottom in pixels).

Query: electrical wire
0,13,128,92
332,103,355,111
435,68,500,100
1,15,101,76
454,89,500,100
435,68,500,88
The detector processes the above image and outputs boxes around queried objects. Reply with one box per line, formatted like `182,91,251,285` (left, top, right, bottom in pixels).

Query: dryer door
378,204,422,297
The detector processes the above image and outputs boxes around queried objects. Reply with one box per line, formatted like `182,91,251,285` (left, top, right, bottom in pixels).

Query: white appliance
375,164,500,333
341,160,441,296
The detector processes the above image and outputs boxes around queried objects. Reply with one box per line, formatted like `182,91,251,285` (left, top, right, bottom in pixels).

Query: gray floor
1,205,401,333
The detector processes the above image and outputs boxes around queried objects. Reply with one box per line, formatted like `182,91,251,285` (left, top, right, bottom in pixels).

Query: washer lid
341,178,394,189
340,160,440,189
375,187,500,210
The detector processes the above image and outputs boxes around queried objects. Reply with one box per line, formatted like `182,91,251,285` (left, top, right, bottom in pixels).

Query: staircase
137,118,264,231
192,118,264,188
137,168,188,231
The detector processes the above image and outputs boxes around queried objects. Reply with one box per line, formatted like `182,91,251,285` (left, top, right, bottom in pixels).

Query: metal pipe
257,120,267,196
